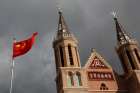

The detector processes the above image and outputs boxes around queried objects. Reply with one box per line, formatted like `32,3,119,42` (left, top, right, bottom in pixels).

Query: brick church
52,10,140,93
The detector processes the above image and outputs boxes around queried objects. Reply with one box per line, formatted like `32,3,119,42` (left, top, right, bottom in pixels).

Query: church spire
54,9,77,42
58,9,69,33
112,12,131,45
114,12,140,77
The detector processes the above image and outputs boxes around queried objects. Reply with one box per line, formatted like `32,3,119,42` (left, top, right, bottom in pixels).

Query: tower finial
91,48,96,53
58,7,62,12
56,0,62,14
111,11,117,18
57,7,63,14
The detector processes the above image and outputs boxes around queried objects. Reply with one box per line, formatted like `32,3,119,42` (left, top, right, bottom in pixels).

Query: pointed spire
112,12,131,44
58,9,69,33
53,8,77,43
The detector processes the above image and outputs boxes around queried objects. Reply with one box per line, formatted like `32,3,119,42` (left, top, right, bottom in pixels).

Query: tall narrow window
67,72,74,87
119,55,128,73
126,49,136,69
59,46,64,67
75,47,80,66
134,48,140,63
68,45,74,65
76,72,82,86
54,48,59,68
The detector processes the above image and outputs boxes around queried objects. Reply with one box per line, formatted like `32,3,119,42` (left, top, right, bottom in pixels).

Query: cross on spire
111,11,117,18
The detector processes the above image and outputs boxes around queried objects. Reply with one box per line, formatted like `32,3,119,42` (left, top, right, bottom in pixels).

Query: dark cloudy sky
0,0,140,93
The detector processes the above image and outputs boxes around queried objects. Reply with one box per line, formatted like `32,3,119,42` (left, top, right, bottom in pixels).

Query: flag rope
9,59,15,93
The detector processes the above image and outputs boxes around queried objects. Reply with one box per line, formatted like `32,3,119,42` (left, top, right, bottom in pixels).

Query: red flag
13,32,38,58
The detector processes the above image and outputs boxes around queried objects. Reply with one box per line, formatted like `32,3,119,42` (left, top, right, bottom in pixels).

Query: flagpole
9,38,16,93
9,58,15,93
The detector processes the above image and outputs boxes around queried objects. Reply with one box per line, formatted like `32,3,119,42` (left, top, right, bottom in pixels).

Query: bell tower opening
134,48,140,63
126,49,136,69
119,54,129,73
59,46,64,67
68,44,74,66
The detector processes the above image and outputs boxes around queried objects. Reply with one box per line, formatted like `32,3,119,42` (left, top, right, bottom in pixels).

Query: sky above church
0,0,140,93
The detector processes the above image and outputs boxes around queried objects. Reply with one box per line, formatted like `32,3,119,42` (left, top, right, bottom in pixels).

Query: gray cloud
0,0,139,93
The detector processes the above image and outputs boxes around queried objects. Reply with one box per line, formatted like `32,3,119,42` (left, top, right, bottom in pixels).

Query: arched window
59,46,64,67
76,72,82,86
134,48,140,63
68,44,74,65
100,83,108,90
67,72,74,87
126,49,136,69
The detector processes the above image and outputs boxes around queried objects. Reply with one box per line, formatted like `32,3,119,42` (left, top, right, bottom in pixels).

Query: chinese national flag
13,32,38,58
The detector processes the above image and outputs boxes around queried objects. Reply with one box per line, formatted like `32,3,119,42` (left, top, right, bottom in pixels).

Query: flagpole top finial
13,37,16,42
13,37,16,40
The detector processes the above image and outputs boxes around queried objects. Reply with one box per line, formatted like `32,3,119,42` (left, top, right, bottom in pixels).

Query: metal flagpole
9,58,15,93
9,38,16,93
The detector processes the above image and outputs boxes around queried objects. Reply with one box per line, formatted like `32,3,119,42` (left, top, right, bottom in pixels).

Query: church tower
114,15,140,93
53,10,87,93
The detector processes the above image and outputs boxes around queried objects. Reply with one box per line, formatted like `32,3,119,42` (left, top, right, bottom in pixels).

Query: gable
89,56,108,69
84,49,111,69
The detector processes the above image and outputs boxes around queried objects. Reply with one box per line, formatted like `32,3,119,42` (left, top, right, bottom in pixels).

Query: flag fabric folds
13,32,38,58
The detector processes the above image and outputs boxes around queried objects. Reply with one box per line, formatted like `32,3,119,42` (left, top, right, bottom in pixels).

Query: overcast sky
0,0,140,93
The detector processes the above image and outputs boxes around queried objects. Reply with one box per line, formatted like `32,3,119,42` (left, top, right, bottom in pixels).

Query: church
52,10,140,93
